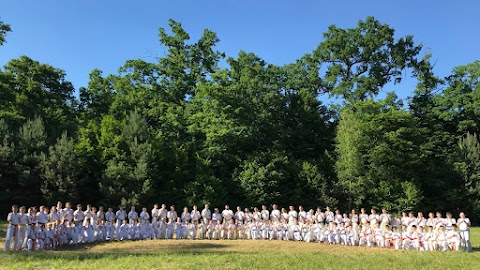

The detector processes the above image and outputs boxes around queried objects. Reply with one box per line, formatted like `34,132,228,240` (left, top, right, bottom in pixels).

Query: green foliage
40,131,79,203
0,19,11,46
1,16,480,221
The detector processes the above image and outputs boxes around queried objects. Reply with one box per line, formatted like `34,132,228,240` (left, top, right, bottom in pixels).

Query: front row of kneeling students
8,216,467,252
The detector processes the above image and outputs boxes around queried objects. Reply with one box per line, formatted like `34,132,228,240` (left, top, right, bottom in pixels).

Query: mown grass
0,221,479,270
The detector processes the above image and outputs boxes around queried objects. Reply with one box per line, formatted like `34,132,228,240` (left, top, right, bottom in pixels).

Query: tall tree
313,16,421,104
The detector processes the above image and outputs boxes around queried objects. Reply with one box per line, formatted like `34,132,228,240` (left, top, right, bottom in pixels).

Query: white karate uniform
458,218,472,252
4,212,19,251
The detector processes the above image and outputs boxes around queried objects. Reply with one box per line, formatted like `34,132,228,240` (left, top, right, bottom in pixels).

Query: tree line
0,17,479,221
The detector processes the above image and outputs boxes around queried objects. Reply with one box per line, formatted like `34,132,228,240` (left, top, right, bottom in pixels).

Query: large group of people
3,202,473,252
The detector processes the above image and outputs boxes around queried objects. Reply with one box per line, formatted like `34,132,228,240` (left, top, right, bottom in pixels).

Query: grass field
1,222,479,270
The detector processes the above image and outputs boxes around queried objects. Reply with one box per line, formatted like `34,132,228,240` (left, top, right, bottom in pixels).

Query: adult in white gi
4,205,19,251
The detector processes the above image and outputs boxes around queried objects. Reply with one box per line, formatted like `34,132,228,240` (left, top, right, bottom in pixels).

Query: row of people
4,203,473,252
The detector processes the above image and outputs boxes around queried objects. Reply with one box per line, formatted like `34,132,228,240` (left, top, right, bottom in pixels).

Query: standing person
159,204,167,222
151,204,160,222
73,204,85,242
271,204,280,221
212,208,221,225
83,204,93,227
167,205,178,223
288,206,298,225
380,209,391,231
97,206,105,223
457,212,472,252
63,202,73,224
201,204,211,225
222,204,234,222
17,206,28,250
261,205,270,222
324,207,334,224
181,207,191,223
191,205,200,224
4,205,19,251
37,206,48,227
140,208,150,224
350,209,359,230
445,212,456,231
315,208,325,227
115,205,127,239
234,206,245,223
128,206,138,225
298,206,307,224
359,208,369,227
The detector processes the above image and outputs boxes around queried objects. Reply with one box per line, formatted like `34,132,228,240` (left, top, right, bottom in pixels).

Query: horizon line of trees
1,17,479,221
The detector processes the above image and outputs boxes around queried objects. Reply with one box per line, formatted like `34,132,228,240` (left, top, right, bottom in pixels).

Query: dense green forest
1,17,479,220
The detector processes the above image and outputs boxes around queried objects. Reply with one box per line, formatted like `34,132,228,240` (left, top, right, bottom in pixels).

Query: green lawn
1,221,479,270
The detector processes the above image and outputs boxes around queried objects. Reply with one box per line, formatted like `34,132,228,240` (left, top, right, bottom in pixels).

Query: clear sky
1,0,479,102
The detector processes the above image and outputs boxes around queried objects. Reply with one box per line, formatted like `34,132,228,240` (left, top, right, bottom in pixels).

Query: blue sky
1,0,479,103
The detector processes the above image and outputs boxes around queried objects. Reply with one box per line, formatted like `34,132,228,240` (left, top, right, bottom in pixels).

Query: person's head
418,212,423,218
410,225,417,232
273,204,278,210
170,205,175,211
214,208,219,213
289,206,294,211
99,206,104,211
408,212,415,218
193,205,197,210
439,225,445,232
154,203,159,209
108,207,113,212
428,212,434,218
57,201,63,209
361,208,365,214
335,209,340,214
77,204,82,210
142,207,147,212
19,206,26,214
183,207,188,212
382,209,387,215
436,212,442,218
176,217,181,222
12,205,18,213
392,227,397,232
299,205,303,211
402,211,407,217
65,202,71,209
446,212,452,218
86,204,92,210
237,206,241,211
225,204,229,210
123,219,127,224
50,206,56,213
204,204,209,209
326,206,330,212
418,226,424,232
428,226,433,232
459,212,466,218
131,206,135,211
343,213,348,218
254,207,258,212
371,209,376,215
351,209,356,214
393,212,398,217
452,224,457,231
92,207,97,213
161,204,166,209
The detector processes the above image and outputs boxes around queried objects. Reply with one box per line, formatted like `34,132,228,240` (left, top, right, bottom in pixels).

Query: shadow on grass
1,241,234,261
